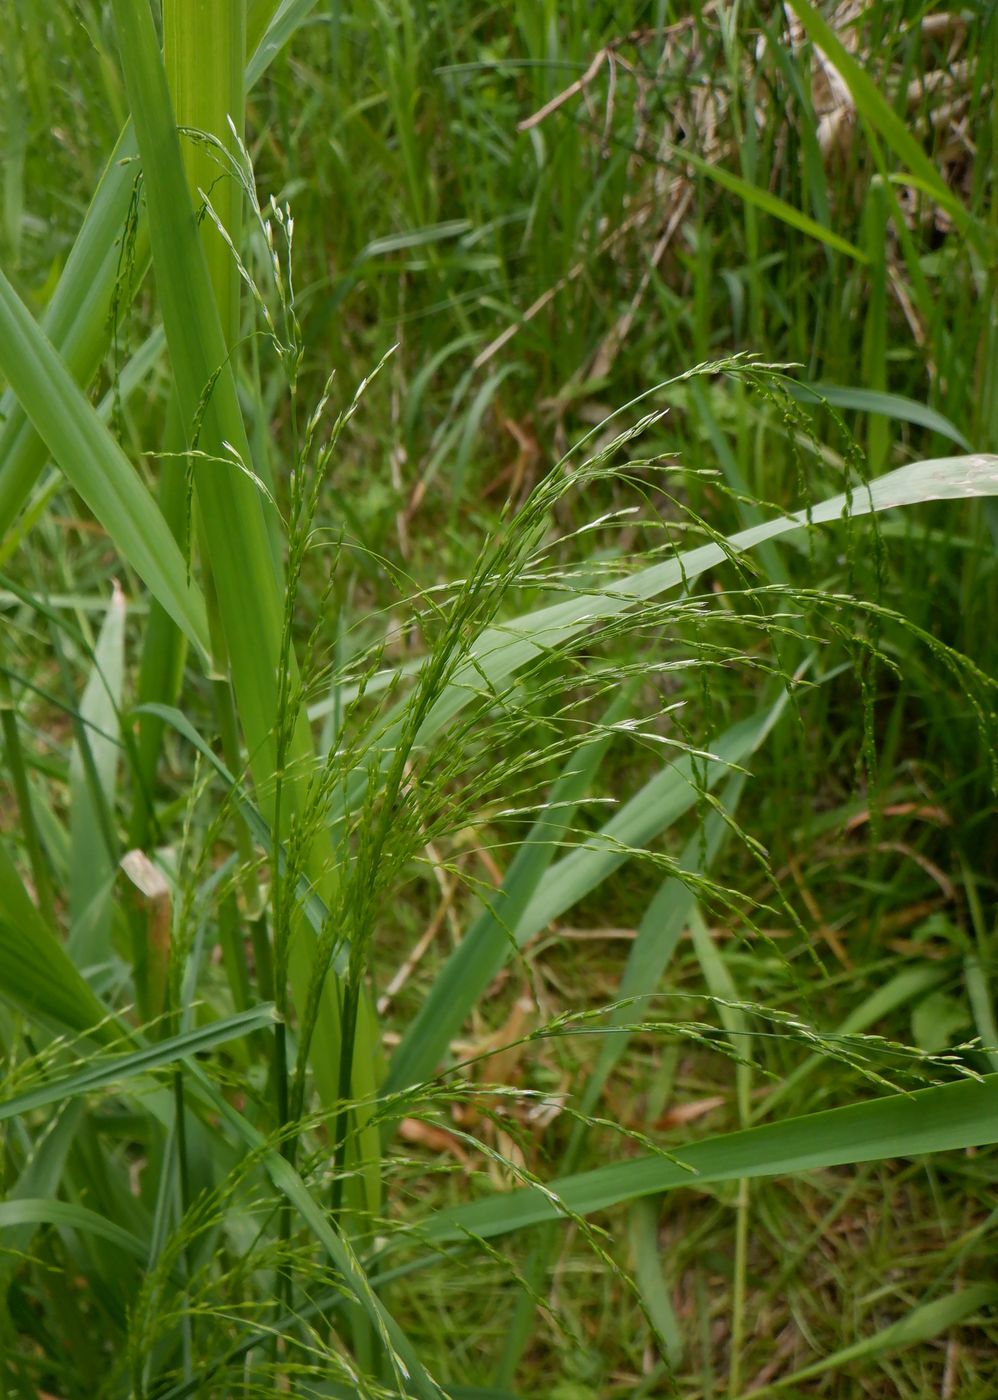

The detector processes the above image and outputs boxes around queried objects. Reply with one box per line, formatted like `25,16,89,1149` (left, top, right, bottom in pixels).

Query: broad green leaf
164,0,245,349
421,1073,998,1244
0,121,142,541
0,327,167,572
110,0,384,1181
0,267,210,657
110,0,282,763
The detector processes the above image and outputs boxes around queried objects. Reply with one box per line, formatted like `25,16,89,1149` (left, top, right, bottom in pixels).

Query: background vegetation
0,1,996,1396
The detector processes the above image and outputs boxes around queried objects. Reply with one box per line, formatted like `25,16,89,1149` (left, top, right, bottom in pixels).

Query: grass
0,0,997,1396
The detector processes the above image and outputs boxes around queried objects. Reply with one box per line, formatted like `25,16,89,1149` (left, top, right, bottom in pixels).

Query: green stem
330,980,360,1223
172,1068,195,1377
0,678,55,926
728,1177,750,1395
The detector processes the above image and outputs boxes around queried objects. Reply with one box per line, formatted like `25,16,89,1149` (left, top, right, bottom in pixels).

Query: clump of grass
0,3,996,1398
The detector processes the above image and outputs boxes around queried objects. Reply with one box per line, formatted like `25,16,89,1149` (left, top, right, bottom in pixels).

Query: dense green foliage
0,2,996,1396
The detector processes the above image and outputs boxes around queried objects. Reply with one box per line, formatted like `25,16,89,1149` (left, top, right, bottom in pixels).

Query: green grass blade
422,1073,998,1244
384,689,632,1099
187,1067,447,1399
742,1285,998,1396
681,148,868,262
247,0,322,86
164,0,245,349
107,0,330,916
0,267,210,657
494,776,750,1384
0,121,142,540
789,382,973,451
133,701,345,970
0,2,324,544
629,1197,684,1370
128,405,190,851
0,1005,277,1122
108,0,282,773
0,1102,84,1297
784,0,976,239
0,839,117,1041
388,694,783,1101
418,455,998,746
513,699,788,946
755,963,949,1123
0,326,167,572
68,584,126,967
111,0,382,1195
0,1198,150,1265
578,776,746,1123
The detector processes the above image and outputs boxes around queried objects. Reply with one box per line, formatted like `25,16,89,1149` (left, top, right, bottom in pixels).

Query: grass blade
418,455,998,745
784,0,976,239
741,1285,998,1396
384,688,633,1099
0,267,209,657
629,1197,684,1371
788,382,973,452
422,1073,998,1244
247,0,322,86
68,584,126,967
513,702,786,946
0,1199,150,1265
0,1006,277,1122
108,0,383,1155
188,1067,447,1399
0,1103,84,1297
0,839,117,1041
681,148,867,262
578,776,746,1123
0,1,325,543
